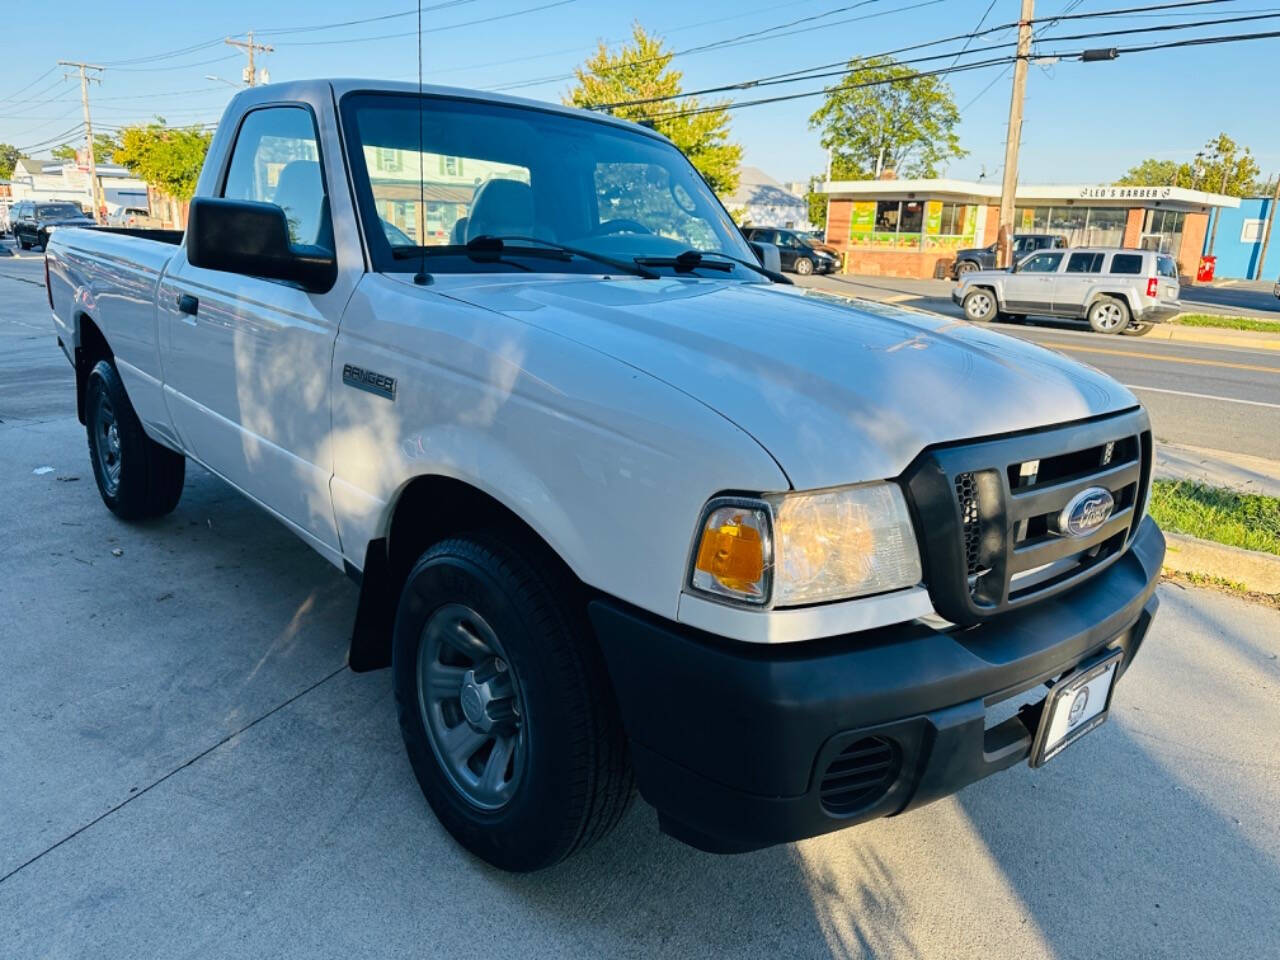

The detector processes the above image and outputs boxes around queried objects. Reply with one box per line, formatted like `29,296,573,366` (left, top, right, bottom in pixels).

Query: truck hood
423,276,1138,489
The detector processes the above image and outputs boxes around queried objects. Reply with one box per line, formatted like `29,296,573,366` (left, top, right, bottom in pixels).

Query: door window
1065,252,1104,273
1020,252,1063,273
222,106,331,250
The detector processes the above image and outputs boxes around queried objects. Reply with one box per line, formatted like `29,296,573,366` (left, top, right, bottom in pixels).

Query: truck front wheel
85,360,185,520
392,535,633,871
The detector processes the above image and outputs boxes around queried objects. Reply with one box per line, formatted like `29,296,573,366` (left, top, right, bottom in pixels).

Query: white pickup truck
47,79,1166,872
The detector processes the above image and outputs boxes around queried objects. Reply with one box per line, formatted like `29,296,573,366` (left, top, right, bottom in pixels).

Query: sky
4,0,1279,189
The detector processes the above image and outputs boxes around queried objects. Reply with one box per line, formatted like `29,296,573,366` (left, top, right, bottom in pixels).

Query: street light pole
996,0,1034,269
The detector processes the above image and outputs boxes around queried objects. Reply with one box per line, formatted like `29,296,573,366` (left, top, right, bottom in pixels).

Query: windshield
340,92,758,278
37,203,85,219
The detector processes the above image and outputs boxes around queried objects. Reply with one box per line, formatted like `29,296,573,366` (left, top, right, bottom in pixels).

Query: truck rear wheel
85,360,185,521
1087,297,1129,334
392,535,633,871
962,288,997,322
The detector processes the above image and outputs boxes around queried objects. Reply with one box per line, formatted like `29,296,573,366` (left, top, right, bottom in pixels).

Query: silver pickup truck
46,79,1166,871
954,247,1182,334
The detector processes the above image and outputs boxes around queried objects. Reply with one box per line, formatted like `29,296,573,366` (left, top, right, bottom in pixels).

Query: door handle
177,293,199,316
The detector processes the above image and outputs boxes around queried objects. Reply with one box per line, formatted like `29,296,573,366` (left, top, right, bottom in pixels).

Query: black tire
955,260,979,276
1087,297,1130,334
18,237,30,251
85,359,185,520
392,535,633,872
962,287,998,322
793,256,814,276
1122,321,1152,336
1001,313,1027,324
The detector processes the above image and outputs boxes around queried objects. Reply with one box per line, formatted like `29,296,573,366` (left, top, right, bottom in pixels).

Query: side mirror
186,197,336,294
749,240,782,274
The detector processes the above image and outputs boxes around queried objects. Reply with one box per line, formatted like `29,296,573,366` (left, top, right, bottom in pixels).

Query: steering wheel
591,219,652,237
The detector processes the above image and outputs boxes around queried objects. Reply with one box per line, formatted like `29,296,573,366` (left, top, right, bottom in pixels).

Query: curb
1162,532,1280,595
1145,323,1280,350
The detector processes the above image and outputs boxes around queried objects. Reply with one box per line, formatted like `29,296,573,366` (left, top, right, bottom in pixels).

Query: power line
256,0,479,36
0,66,59,105
492,0,944,91
632,25,1280,121
273,0,580,47
588,6,1280,112
950,0,1002,68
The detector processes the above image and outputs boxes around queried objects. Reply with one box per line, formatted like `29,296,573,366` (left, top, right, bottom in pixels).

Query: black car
11,200,95,251
951,233,1067,278
741,227,839,276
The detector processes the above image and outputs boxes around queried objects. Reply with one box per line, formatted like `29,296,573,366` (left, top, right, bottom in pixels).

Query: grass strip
1149,480,1280,556
1172,313,1280,333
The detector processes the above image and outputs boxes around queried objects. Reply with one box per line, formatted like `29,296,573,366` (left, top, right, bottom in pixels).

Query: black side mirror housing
186,197,337,294
749,240,782,275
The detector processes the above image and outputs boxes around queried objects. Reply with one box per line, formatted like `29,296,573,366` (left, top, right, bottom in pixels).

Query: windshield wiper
634,249,791,284
393,235,658,280
634,250,734,273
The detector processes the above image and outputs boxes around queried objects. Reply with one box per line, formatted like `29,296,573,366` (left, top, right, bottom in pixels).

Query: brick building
816,178,1239,280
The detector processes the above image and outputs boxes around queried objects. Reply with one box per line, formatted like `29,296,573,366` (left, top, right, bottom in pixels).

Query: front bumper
589,516,1165,854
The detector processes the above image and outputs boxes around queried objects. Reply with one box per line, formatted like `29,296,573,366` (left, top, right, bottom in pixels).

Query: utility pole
1255,172,1280,282
1206,150,1233,258
58,60,104,224
225,31,273,86
996,0,1034,269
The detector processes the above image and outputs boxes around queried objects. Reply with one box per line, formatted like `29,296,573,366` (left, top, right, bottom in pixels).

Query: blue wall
1204,197,1278,280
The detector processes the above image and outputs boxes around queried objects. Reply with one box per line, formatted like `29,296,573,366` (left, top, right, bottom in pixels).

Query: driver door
158,101,362,557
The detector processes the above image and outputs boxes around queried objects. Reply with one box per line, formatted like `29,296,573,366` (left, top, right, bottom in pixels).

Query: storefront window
1083,207,1126,246
938,202,969,236
865,200,922,249
1140,208,1184,254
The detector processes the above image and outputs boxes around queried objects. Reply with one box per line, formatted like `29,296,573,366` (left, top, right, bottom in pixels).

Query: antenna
413,0,431,285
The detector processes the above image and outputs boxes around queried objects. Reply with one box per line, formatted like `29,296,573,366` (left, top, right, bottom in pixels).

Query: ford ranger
46,80,1165,872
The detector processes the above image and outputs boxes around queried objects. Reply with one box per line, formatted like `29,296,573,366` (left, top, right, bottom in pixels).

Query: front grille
956,471,982,575
819,736,900,816
906,409,1152,625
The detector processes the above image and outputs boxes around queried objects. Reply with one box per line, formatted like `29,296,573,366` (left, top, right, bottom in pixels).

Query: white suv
954,247,1181,334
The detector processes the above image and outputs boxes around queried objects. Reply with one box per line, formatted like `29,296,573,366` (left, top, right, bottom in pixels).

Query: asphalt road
802,273,1280,463
2,246,1279,958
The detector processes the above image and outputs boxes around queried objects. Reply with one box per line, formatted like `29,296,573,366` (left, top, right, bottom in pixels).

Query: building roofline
818,177,1241,209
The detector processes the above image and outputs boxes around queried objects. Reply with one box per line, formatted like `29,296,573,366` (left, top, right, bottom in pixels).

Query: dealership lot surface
2,252,1278,959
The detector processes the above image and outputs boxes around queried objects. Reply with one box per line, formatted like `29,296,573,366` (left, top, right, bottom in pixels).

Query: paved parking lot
2,251,1279,958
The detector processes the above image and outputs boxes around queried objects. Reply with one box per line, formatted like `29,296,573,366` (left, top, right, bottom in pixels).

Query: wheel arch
74,312,112,425
347,473,589,673
1085,289,1137,317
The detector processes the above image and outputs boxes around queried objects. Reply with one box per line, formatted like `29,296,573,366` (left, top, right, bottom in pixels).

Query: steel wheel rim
417,602,526,811
796,258,812,275
93,390,122,496
1095,303,1124,330
966,293,992,319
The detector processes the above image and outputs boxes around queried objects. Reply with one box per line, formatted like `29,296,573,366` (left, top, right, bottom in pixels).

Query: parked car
953,247,1181,334
11,199,95,250
107,206,161,228
741,226,839,275
47,79,1165,872
951,233,1068,278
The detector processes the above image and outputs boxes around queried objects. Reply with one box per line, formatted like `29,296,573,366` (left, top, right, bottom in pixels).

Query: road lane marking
1124,384,1280,410
1038,341,1280,375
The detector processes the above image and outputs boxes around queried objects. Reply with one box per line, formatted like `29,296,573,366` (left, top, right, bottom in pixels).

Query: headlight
689,483,922,606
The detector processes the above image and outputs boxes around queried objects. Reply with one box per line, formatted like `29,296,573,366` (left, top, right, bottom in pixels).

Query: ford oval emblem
1059,487,1115,538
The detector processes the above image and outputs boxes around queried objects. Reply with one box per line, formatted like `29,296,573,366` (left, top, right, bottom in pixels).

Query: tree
806,153,867,230
0,143,24,180
566,24,742,196
112,119,213,203
1117,133,1262,196
809,56,966,179
50,133,121,164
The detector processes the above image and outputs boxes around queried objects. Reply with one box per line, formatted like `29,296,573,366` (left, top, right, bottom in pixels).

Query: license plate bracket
1029,648,1123,767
